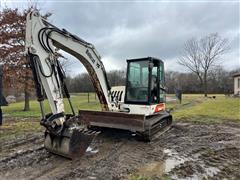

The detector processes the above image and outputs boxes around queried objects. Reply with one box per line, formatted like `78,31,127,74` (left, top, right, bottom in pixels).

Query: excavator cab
125,57,166,105
80,57,172,141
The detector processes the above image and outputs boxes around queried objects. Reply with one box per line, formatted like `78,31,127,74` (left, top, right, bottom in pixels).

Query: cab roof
126,57,164,64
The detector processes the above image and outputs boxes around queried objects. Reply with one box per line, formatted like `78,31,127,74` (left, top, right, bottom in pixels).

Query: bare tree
107,70,126,86
179,33,229,97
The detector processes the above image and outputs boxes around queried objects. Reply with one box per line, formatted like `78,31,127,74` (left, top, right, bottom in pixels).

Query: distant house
233,73,240,96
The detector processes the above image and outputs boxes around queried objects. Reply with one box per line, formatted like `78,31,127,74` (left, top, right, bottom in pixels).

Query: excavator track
139,113,173,142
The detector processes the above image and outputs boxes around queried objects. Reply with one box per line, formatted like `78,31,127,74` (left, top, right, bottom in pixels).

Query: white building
233,73,240,95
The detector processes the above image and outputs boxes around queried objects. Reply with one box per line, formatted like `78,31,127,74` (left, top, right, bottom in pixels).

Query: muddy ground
0,121,240,180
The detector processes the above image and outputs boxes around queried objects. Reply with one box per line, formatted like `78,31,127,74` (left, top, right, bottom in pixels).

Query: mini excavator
25,11,172,159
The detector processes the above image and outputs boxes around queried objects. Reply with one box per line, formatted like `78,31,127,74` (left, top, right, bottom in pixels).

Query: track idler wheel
44,128,100,159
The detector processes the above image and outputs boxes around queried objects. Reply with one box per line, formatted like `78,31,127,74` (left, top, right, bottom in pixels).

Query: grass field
1,93,239,141
2,93,101,118
168,94,240,123
2,93,240,122
0,93,100,140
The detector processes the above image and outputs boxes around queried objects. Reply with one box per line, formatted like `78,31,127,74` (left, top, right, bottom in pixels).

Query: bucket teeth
44,128,100,160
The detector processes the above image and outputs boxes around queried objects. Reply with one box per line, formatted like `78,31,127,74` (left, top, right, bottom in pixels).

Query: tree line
65,67,238,94
66,70,126,93
165,67,239,94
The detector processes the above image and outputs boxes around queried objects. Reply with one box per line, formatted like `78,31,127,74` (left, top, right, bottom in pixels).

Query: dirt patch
0,117,43,142
0,122,239,179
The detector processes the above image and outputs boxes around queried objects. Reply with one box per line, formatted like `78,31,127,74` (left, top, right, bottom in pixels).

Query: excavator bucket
44,128,99,159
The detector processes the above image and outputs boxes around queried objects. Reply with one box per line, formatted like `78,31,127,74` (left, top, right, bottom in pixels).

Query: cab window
126,61,149,102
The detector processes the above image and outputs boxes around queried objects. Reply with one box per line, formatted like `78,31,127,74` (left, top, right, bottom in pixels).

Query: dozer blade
79,110,172,142
44,128,99,159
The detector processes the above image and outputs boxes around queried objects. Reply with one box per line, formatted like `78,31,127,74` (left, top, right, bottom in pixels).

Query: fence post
95,92,96,100
88,92,90,103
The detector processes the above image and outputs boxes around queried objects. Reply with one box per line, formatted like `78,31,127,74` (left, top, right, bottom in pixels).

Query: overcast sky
1,0,239,76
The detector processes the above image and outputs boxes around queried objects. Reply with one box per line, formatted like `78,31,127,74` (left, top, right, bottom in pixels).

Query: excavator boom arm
25,11,113,118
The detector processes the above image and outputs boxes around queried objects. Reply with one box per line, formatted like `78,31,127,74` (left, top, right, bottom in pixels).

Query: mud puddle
135,149,189,177
136,148,224,179
0,122,240,179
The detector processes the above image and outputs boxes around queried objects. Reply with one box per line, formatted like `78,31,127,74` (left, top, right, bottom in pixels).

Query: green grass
0,118,43,141
173,96,240,123
0,93,101,141
166,94,204,110
3,93,239,123
2,93,101,118
1,94,239,141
